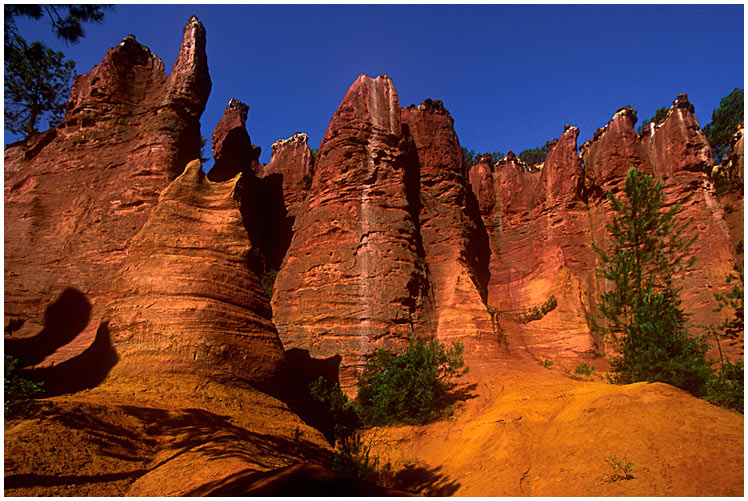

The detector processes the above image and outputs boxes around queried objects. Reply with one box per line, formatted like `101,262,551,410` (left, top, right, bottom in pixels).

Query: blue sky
6,4,744,166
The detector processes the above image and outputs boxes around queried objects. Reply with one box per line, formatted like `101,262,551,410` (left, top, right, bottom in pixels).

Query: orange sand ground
4,361,744,496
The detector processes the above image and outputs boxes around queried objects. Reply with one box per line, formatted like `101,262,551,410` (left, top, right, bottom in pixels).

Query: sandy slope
4,363,744,496
370,362,744,496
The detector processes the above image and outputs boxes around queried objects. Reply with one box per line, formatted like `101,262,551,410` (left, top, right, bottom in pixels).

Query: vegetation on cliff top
4,5,112,140
703,87,744,162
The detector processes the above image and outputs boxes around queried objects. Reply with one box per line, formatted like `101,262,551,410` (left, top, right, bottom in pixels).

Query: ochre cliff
271,75,435,388
4,17,210,365
104,160,285,389
401,100,499,369
2,15,743,497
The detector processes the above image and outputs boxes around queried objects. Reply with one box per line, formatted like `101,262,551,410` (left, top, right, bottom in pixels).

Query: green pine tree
593,166,712,396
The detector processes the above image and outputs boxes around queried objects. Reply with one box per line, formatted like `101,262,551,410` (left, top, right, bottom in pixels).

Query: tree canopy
4,5,112,140
703,88,744,161
637,105,669,134
518,140,552,166
593,166,712,396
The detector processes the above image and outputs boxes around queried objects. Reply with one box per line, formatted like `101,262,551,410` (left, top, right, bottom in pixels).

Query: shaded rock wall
105,160,285,388
4,17,210,364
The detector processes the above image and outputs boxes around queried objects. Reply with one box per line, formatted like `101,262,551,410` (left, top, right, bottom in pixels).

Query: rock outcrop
209,98,254,181
467,95,738,363
105,160,285,388
261,132,314,221
401,100,497,367
4,17,210,364
271,75,435,388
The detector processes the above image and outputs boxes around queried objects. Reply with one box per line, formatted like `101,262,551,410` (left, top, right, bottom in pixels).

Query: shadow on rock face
5,288,118,397
278,348,343,444
25,322,119,397
5,287,92,367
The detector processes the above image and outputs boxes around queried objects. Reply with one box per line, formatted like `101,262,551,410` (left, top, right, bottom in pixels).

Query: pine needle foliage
593,166,712,396
356,336,468,426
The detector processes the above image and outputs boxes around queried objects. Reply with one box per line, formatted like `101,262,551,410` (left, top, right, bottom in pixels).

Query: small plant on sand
538,359,554,368
603,455,635,481
331,430,393,485
575,362,595,376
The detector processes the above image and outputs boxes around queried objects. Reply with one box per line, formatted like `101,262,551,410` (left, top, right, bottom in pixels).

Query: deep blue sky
6,4,744,166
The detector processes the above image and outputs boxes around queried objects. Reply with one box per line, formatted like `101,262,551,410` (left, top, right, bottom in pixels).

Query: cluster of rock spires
4,17,743,393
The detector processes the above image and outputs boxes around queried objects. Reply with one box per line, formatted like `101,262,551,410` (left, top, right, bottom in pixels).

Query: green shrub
519,140,552,166
575,362,595,376
261,268,278,301
538,359,554,368
5,354,43,413
330,430,392,485
637,106,669,134
309,376,361,445
705,359,744,413
356,336,468,426
297,173,313,193
523,294,558,323
703,88,744,161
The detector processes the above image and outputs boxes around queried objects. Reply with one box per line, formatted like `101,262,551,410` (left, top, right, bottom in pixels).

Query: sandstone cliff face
401,100,497,367
479,133,600,362
105,160,285,388
581,106,648,192
466,95,739,363
271,75,435,388
4,17,210,364
209,98,254,182
584,95,738,358
261,132,314,221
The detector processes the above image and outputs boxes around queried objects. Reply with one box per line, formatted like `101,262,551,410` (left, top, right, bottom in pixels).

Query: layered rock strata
4,17,210,363
401,100,498,367
261,132,315,221
468,94,738,362
480,130,600,361
272,75,435,388
105,160,285,388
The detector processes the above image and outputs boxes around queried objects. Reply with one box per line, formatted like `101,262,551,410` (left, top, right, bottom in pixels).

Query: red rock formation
262,132,314,220
4,17,210,365
271,74,434,389
714,123,745,260
718,122,745,190
581,106,650,192
480,133,600,363
209,98,253,181
105,160,285,388
587,94,738,358
401,100,498,368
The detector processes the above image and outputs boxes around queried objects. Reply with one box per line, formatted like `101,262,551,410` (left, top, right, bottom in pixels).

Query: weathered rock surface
105,160,285,388
401,100,498,368
209,98,253,181
261,132,314,221
271,74,434,388
481,132,601,362
635,95,737,356
4,17,210,365
467,95,739,363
